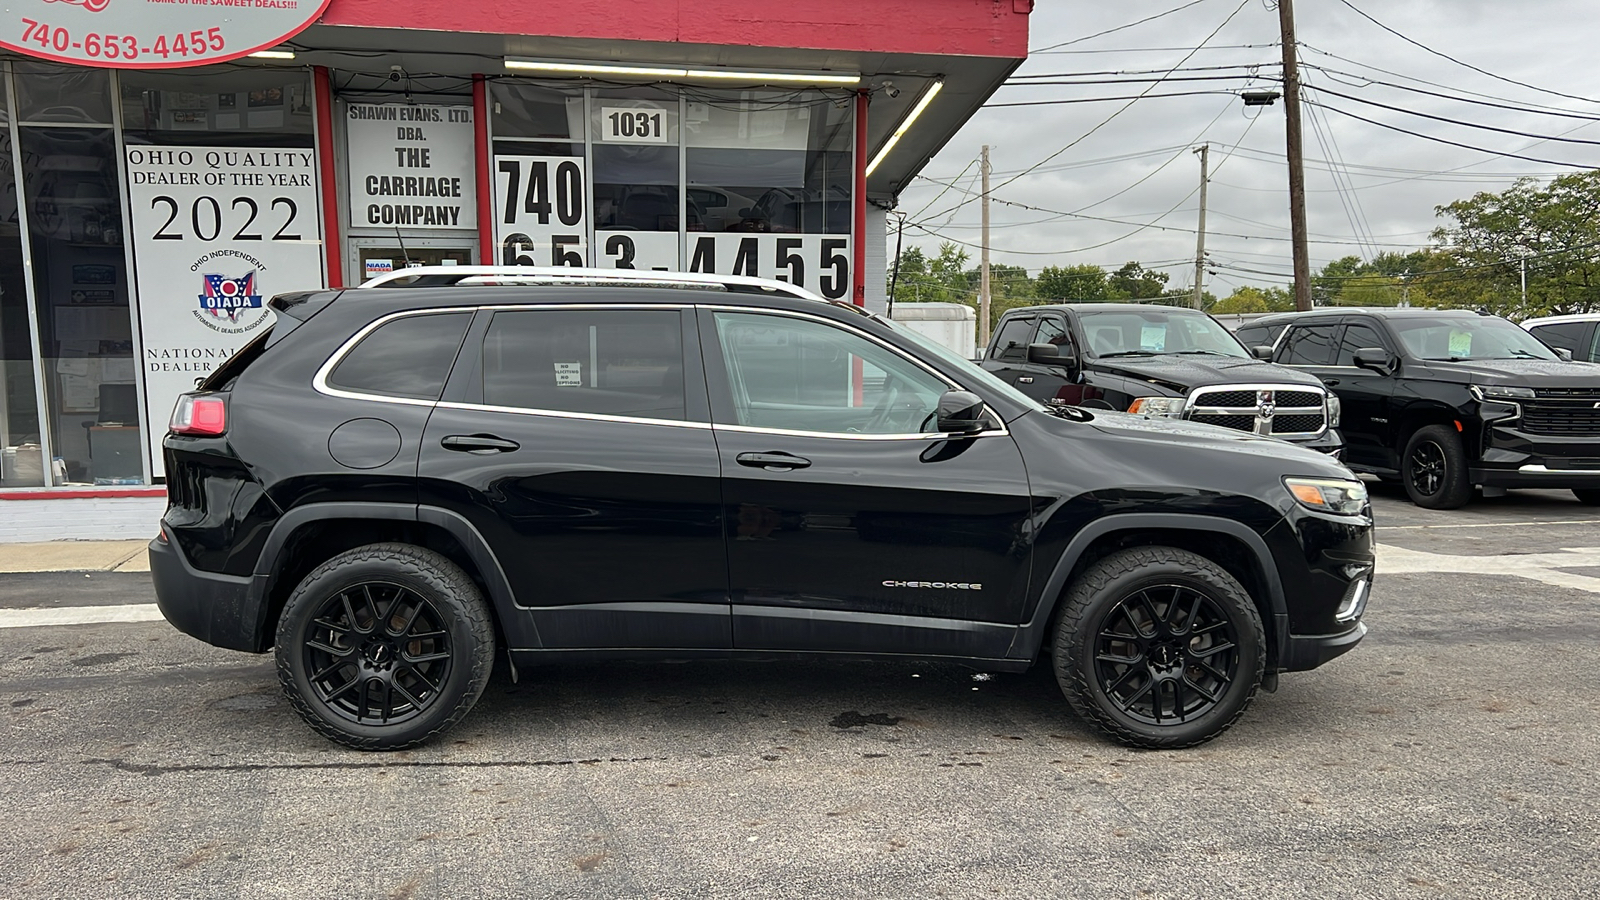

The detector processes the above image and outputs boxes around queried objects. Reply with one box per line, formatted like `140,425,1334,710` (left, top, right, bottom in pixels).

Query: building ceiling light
248,49,296,60
866,79,943,177
503,59,858,86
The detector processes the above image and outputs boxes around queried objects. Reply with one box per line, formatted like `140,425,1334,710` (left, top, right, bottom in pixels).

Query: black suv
981,304,1343,455
1239,308,1600,509
150,268,1373,751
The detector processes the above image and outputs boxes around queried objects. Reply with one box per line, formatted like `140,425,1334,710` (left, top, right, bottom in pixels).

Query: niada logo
44,0,112,11
193,268,269,335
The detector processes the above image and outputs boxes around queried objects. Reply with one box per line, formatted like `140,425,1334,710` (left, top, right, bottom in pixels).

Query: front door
701,308,1034,659
1328,321,1398,469
417,303,728,651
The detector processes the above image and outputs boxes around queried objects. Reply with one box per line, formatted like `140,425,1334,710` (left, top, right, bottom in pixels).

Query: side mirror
1556,347,1574,362
1028,342,1081,379
1353,347,1397,375
936,390,991,434
1251,345,1275,361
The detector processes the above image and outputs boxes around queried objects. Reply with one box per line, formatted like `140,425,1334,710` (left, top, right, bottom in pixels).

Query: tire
1052,546,1265,749
276,543,495,751
1574,489,1600,506
1402,424,1472,509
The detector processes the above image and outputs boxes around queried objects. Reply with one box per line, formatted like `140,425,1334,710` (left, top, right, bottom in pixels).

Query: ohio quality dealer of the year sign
1,0,332,68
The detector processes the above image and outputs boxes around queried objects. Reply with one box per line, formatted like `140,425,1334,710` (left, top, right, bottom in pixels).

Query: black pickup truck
981,304,1344,455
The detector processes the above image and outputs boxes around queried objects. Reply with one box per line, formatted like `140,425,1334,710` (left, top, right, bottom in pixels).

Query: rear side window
481,309,686,421
1529,321,1591,355
1279,324,1340,366
326,312,471,400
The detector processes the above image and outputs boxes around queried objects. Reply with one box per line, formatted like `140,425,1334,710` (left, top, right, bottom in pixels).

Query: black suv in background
150,268,1373,752
981,304,1343,455
1244,308,1600,509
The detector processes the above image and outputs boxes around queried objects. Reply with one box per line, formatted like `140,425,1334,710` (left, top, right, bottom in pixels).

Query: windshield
883,318,1046,412
1389,315,1558,361
1076,309,1249,358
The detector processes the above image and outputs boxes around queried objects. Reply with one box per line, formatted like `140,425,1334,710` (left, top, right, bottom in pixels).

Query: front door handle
1017,376,1034,384
736,451,811,471
1322,378,1340,387
441,434,521,454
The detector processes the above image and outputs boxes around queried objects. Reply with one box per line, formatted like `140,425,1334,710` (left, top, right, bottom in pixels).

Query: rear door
702,306,1034,659
417,301,728,652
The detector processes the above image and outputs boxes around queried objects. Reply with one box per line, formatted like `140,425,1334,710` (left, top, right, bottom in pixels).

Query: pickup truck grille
1186,385,1328,438
1521,403,1600,436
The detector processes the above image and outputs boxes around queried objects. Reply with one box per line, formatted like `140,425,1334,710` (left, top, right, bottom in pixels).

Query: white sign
493,154,589,267
346,103,477,231
1,0,332,69
596,231,678,271
600,106,669,144
126,145,323,475
686,233,853,300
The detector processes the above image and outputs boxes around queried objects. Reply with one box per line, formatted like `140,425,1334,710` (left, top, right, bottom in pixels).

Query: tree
1434,171,1600,318
1210,285,1294,314
888,243,971,306
1106,261,1170,301
1036,264,1110,302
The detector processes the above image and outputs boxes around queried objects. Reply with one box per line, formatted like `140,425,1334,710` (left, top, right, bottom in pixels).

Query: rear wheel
1053,546,1265,749
1403,424,1471,509
276,543,494,750
1574,489,1600,506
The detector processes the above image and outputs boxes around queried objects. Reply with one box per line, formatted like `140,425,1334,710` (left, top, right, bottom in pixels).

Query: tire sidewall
1059,552,1264,748
1403,424,1470,509
277,548,491,749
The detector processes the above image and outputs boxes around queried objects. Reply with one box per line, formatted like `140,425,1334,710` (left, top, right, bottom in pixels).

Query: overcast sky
895,0,1600,298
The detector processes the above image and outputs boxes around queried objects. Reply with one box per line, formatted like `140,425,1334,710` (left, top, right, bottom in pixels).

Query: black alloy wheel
1402,424,1471,509
277,543,494,750
1054,546,1264,749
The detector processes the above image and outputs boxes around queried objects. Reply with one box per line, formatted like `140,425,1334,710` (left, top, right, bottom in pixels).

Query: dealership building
0,0,1028,539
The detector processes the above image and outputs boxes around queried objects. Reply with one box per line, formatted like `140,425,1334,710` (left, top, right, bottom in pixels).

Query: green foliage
1036,264,1110,302
1210,286,1294,314
1106,261,1170,301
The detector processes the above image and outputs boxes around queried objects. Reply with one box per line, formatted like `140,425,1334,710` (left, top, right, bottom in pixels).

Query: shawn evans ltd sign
0,0,332,68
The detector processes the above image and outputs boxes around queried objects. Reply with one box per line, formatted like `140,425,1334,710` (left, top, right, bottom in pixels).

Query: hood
1089,354,1324,394
1073,409,1354,478
1419,357,1600,387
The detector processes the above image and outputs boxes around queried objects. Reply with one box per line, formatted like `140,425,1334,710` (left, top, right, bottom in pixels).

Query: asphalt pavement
1,489,1597,899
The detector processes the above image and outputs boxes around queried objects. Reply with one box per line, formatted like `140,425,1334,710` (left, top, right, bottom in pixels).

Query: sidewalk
0,540,151,574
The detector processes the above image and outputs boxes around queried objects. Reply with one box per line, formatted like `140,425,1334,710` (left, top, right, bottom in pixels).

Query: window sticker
1140,325,1167,351
1448,330,1473,357
554,361,582,387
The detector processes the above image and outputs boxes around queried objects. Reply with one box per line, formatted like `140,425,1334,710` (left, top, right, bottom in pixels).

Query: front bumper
1472,462,1600,489
1282,621,1367,671
1473,418,1600,488
149,535,269,653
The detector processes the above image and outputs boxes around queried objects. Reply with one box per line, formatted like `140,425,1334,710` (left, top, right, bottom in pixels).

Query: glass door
349,239,475,283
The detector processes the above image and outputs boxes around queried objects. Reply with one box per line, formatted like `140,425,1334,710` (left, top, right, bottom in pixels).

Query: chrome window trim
312,306,481,406
436,401,709,429
701,305,1011,439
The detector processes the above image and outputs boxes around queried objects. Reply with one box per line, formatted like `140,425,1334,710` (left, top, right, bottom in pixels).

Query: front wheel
276,543,495,750
1402,424,1472,509
1053,546,1265,749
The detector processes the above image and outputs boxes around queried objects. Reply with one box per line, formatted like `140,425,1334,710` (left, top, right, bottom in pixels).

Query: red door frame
473,75,495,265
313,67,343,286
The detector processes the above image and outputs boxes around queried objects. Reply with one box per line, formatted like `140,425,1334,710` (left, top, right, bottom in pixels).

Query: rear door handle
736,451,811,471
441,434,521,454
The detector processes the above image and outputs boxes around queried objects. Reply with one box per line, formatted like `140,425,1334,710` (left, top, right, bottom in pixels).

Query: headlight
1284,477,1368,515
1469,384,1535,401
1326,394,1341,428
1128,396,1185,417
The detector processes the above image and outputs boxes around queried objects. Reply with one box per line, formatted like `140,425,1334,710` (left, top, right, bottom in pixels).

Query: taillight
169,394,227,436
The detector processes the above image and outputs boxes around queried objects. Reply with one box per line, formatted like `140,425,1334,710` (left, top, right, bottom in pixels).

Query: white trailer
888,302,979,359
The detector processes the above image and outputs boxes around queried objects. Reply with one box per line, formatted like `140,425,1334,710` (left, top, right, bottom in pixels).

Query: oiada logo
198,272,263,324
44,0,112,12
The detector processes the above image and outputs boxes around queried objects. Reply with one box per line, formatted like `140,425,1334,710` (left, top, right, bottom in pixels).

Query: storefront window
685,89,852,234
0,84,45,487
12,62,113,124
490,82,587,268
591,86,678,270
18,122,139,485
120,70,315,144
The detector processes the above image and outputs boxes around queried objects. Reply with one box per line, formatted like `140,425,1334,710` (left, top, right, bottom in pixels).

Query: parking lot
1,487,1597,899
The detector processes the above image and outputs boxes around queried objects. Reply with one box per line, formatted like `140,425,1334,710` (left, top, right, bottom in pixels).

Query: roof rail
354,265,826,302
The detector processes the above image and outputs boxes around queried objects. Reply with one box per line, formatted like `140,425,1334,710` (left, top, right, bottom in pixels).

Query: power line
1303,63,1600,122
1032,0,1215,53
1304,82,1600,146
984,91,1239,108
1298,43,1595,119
1305,98,1596,168
1008,62,1274,80
1332,0,1600,106
1031,43,1278,56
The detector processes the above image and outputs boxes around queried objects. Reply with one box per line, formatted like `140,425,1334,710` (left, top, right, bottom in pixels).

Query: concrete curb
0,540,152,574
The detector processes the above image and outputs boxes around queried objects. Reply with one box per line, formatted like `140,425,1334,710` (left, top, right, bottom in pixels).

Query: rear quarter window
325,312,472,401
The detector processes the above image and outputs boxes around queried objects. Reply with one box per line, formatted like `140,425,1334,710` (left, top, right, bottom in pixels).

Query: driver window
713,312,948,435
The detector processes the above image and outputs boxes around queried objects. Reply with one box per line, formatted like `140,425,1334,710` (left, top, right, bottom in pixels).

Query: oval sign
0,0,332,69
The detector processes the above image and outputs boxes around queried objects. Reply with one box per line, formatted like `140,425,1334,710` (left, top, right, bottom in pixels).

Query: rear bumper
1281,621,1366,671
149,535,269,653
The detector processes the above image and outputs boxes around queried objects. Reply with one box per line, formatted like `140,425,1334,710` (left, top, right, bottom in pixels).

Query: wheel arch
247,503,532,653
1010,514,1287,671
1395,402,1472,459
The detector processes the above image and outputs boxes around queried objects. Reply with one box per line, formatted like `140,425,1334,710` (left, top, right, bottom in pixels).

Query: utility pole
1520,255,1528,307
1191,143,1209,310
979,144,992,346
1278,0,1313,311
